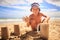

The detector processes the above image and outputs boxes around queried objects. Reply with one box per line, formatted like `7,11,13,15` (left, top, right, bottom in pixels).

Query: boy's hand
23,16,29,22
43,16,50,23
23,16,30,27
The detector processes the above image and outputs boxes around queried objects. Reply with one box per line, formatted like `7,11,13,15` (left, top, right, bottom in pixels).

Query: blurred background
0,0,60,40
0,0,60,19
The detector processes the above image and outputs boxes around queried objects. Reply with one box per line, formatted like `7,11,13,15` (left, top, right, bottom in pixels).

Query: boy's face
32,6,40,14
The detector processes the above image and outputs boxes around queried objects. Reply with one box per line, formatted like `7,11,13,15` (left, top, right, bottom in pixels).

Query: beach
0,18,60,40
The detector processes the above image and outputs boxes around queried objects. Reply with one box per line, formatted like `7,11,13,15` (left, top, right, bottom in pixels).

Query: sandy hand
23,16,29,22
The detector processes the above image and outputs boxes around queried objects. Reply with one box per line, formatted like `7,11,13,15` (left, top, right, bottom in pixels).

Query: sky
0,0,60,19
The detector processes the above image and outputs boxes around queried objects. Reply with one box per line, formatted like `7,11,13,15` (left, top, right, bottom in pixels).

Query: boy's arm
41,13,50,23
23,16,31,26
43,16,50,23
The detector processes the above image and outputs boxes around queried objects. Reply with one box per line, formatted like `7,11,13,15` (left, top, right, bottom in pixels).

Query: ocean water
0,17,60,22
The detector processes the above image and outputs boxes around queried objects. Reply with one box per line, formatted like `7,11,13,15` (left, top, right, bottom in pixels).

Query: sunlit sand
0,18,60,40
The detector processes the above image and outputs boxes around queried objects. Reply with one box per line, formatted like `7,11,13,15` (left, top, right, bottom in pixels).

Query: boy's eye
32,9,38,10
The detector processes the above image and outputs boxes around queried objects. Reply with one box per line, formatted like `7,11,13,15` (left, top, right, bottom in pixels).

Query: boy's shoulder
29,12,44,17
39,12,45,16
29,14,34,17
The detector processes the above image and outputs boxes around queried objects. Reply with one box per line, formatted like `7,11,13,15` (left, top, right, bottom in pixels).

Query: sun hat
31,2,40,8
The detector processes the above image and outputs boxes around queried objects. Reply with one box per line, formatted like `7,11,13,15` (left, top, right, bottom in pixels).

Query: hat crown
31,2,40,7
